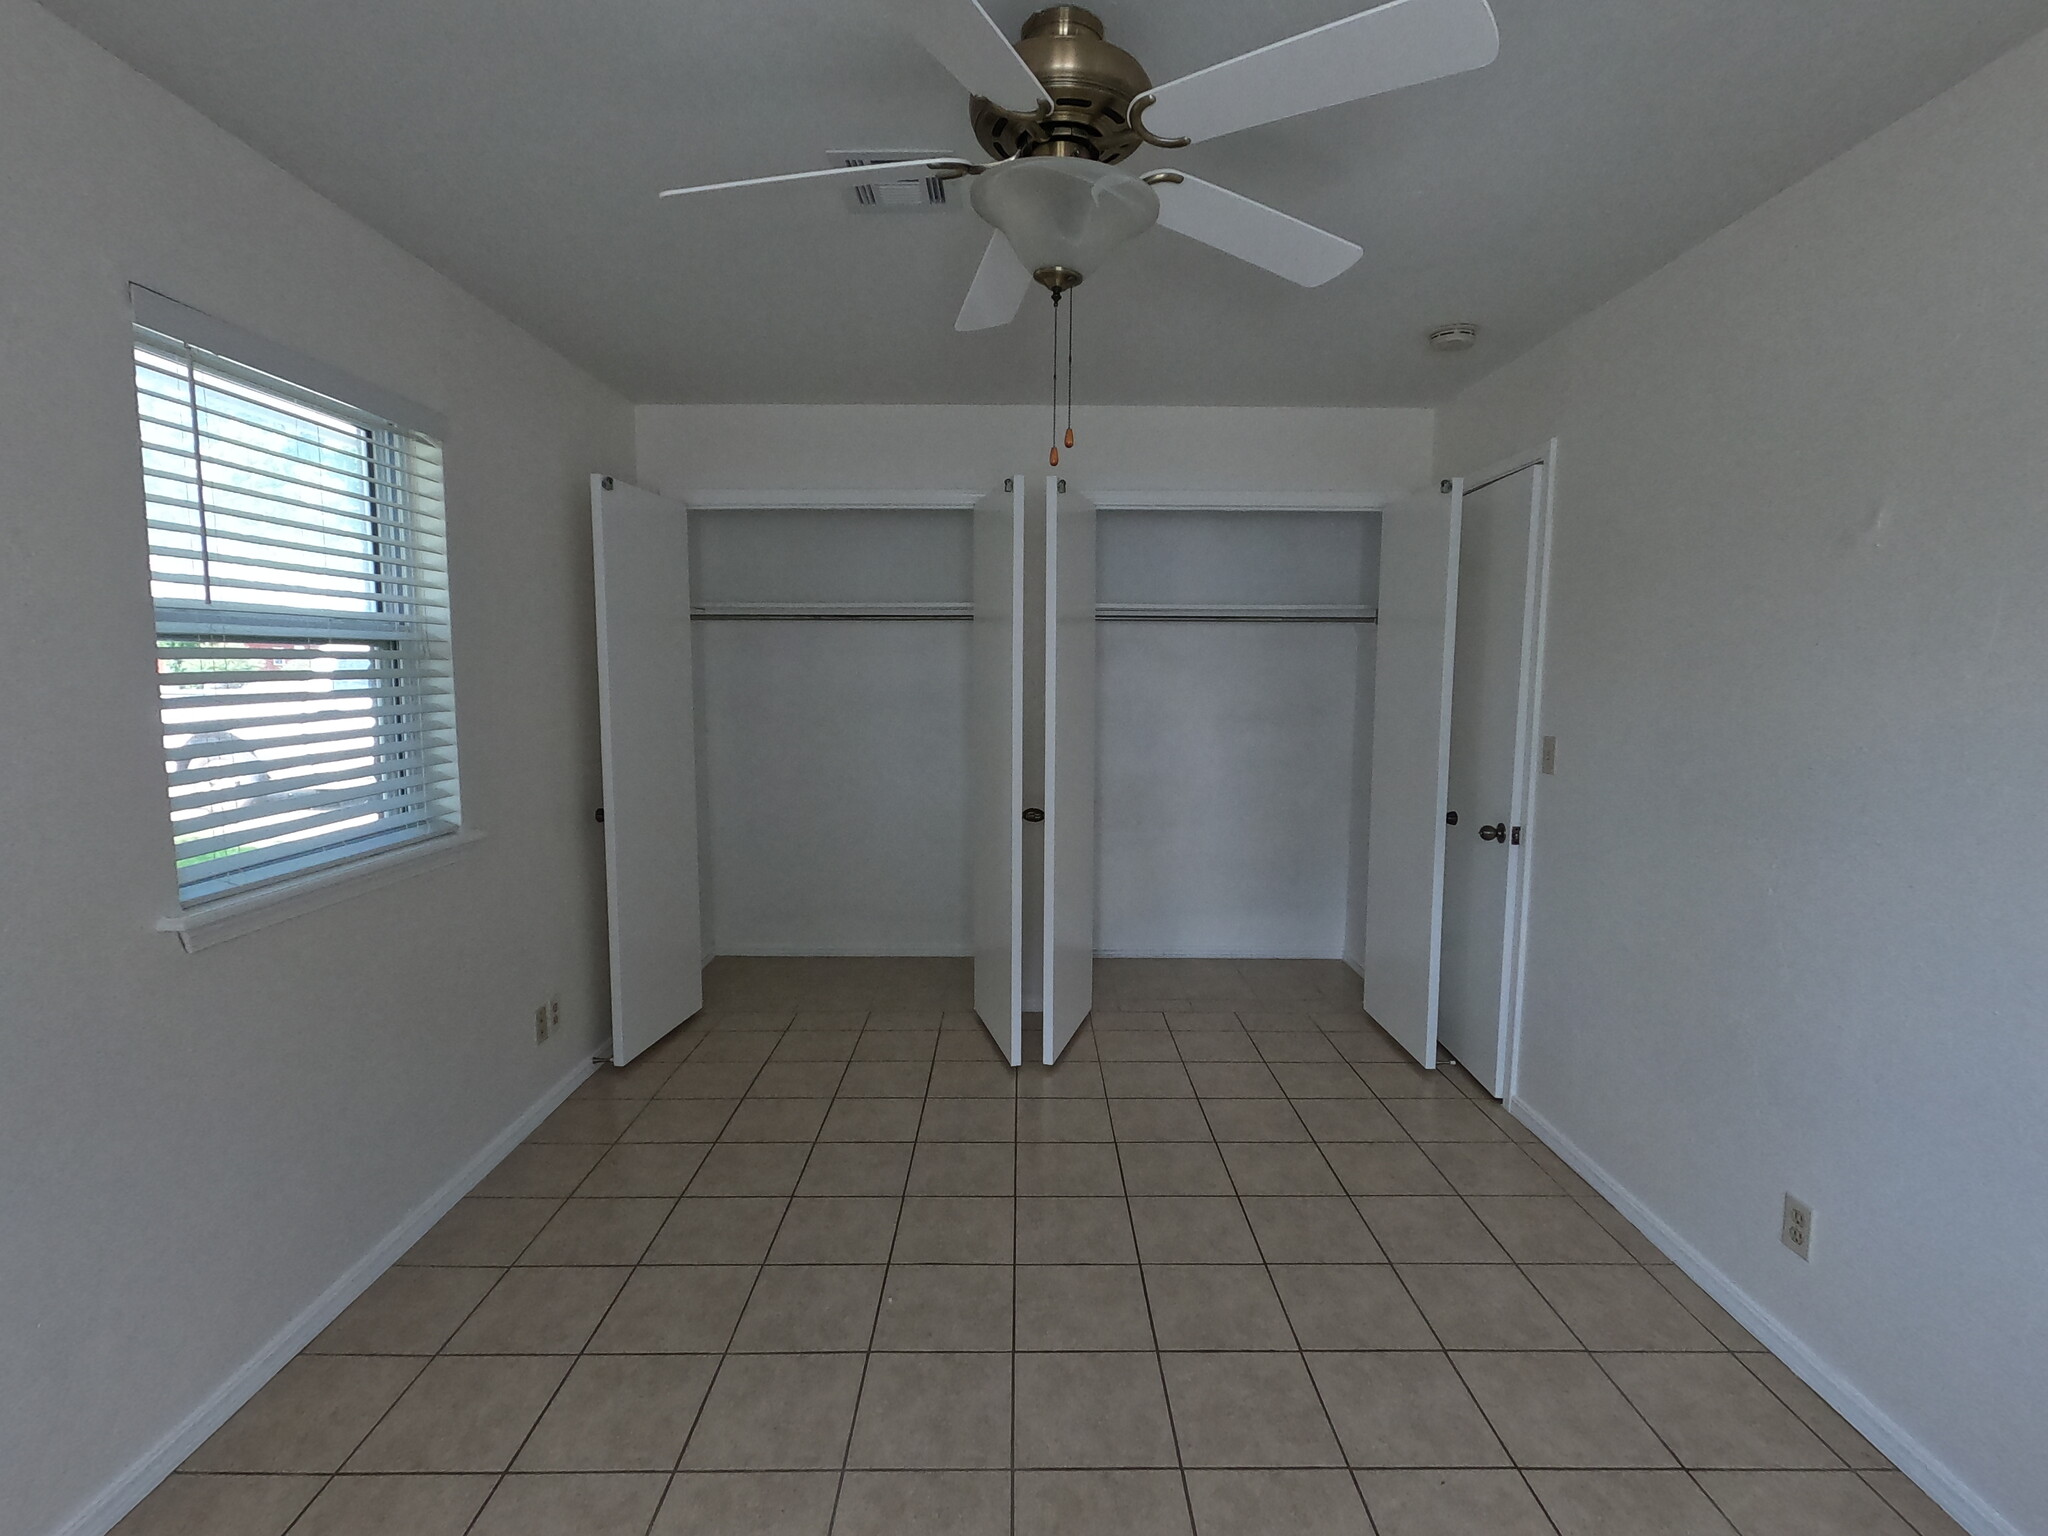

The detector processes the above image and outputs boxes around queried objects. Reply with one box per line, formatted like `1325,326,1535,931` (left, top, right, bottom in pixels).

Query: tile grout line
819,1005,891,1536
460,1003,761,1536
1400,1050,1725,1525
606,1003,789,1533
1113,1007,1199,1534
615,1007,784,1536
1334,1034,1595,1534
1212,998,1384,1533
271,1010,720,1535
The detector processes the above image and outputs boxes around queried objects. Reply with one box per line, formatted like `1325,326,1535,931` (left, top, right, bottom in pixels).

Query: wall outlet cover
1781,1193,1813,1260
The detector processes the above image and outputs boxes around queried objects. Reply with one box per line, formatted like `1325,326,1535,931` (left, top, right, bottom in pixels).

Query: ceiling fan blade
659,157,976,200
871,0,1049,115
1151,174,1363,287
1138,0,1499,145
956,234,1034,331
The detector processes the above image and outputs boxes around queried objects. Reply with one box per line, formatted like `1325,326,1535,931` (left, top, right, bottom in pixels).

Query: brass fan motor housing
969,6,1152,164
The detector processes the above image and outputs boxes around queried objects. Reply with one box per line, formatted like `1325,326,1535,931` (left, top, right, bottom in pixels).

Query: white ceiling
42,0,2048,404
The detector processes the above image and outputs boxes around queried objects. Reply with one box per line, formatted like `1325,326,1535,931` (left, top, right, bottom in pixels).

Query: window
134,312,459,906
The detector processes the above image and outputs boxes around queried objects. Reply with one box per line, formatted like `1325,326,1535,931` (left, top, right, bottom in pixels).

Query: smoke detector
829,150,956,211
1428,323,1480,352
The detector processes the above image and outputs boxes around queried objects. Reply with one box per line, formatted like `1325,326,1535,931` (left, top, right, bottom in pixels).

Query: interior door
1042,477,1097,1063
971,481,1027,1066
1360,481,1463,1068
1437,466,1543,1094
591,474,704,1066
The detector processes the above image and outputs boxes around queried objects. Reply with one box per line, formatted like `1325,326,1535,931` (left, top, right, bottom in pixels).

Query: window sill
156,829,485,953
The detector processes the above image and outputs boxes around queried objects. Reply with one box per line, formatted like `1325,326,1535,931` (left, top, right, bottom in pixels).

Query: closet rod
691,605,1377,624
1098,613,1377,624
692,602,970,621
1098,604,1377,624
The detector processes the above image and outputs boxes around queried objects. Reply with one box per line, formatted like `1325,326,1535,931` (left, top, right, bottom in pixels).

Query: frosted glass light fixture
969,156,1159,290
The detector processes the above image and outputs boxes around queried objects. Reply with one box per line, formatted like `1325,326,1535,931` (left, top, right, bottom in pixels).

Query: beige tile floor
120,957,1967,1536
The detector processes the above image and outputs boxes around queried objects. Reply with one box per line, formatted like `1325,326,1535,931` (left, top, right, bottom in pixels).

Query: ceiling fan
660,0,1501,331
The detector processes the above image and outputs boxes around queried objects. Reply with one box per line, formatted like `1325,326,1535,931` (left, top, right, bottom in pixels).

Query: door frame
1454,440,1558,1102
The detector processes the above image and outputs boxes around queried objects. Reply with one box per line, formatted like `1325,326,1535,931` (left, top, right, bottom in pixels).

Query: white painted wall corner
49,1056,600,1536
1508,1097,2025,1536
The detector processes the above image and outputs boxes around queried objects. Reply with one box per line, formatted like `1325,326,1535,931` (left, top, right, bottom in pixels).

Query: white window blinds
134,322,460,905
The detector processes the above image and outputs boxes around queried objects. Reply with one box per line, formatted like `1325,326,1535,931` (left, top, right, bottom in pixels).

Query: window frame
130,289,465,932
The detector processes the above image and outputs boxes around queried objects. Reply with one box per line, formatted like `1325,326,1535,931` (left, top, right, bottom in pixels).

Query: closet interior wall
689,505,974,957
686,499,1380,964
1097,506,1380,958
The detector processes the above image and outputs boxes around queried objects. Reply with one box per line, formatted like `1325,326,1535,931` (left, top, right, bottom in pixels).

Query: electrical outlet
549,996,562,1036
1781,1193,1813,1260
1541,735,1558,775
534,1003,550,1045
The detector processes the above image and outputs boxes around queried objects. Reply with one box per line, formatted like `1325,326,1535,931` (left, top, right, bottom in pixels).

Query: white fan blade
1152,174,1362,287
660,157,975,199
956,233,1034,331
1140,0,1499,145
871,0,1049,115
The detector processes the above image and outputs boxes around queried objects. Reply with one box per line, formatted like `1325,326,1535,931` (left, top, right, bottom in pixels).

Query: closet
590,468,1546,1081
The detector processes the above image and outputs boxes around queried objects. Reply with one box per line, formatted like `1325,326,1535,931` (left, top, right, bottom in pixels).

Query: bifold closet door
1359,480,1464,1068
1042,477,1097,1063
971,481,1027,1066
591,474,704,1066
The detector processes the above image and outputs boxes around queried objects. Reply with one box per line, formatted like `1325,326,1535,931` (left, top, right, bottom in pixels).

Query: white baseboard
1507,1098,2022,1536
51,1057,599,1536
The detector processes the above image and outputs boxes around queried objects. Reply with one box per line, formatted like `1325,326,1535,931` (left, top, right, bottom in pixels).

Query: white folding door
1041,477,1097,1063
1358,481,1464,1068
971,477,1097,1067
970,482,1027,1065
591,475,705,1066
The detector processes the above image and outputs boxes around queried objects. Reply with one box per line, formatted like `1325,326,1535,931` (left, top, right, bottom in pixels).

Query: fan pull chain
1065,285,1076,451
1049,289,1063,468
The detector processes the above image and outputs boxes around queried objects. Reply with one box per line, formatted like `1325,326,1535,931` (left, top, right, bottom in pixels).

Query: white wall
636,404,1432,504
1438,30,2048,1536
638,407,1426,959
0,5,632,1533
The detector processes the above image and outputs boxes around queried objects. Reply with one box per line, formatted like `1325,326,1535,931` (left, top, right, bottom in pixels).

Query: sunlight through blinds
134,325,460,904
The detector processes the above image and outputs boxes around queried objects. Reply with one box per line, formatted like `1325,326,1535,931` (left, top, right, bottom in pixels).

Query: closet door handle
1479,823,1507,842
1445,811,1458,826
1022,807,1044,823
